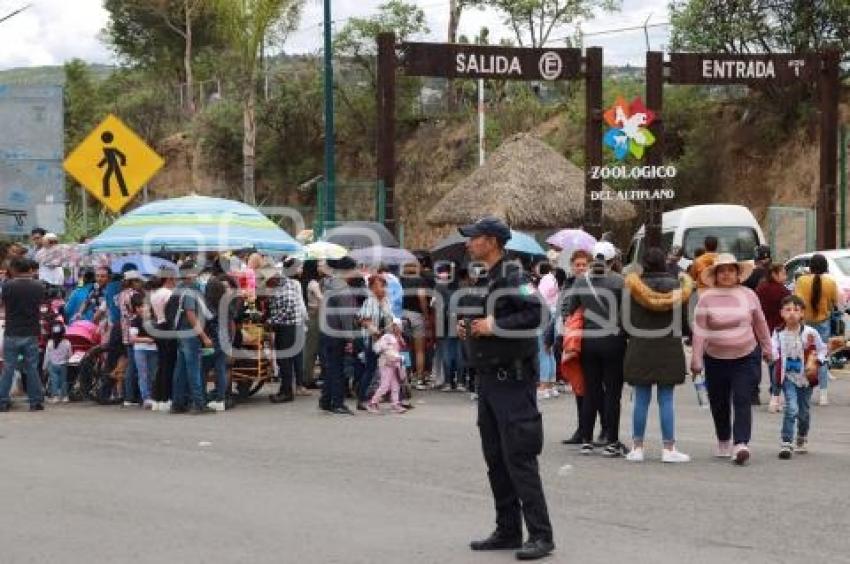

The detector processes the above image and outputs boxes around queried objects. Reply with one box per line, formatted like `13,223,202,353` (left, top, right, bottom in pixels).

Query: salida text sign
399,42,582,81
669,53,819,85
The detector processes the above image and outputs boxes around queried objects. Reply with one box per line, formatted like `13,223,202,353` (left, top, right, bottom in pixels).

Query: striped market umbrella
85,195,302,255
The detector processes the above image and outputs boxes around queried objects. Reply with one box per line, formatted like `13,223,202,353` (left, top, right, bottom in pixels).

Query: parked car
625,204,766,271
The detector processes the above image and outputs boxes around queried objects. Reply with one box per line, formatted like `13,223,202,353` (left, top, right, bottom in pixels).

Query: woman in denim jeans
793,254,841,406
622,248,693,463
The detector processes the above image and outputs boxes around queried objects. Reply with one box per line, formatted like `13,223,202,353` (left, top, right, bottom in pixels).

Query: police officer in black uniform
457,217,555,561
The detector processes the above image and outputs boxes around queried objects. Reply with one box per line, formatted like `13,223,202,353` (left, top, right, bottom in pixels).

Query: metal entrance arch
375,33,606,238
641,51,841,249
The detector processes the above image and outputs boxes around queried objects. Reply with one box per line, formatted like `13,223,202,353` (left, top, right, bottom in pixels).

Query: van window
682,227,759,260
661,232,674,252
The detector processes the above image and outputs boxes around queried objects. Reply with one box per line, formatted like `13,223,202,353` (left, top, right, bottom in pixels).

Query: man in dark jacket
460,217,554,561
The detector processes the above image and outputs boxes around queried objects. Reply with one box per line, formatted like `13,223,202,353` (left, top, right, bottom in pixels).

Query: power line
0,3,30,25
548,21,670,44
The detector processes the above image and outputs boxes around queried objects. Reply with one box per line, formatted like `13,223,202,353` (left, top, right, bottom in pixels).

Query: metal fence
766,205,815,262
314,180,386,236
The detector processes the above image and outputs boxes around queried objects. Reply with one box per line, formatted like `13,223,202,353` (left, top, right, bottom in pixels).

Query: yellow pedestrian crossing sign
63,114,165,213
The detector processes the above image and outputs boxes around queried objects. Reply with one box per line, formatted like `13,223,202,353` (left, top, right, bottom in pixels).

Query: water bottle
693,374,709,408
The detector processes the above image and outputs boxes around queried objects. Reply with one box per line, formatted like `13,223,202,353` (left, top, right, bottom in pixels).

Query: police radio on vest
701,59,776,79
456,53,523,76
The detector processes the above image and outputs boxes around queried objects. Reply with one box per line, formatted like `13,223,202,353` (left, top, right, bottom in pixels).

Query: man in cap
458,216,554,561
170,260,214,414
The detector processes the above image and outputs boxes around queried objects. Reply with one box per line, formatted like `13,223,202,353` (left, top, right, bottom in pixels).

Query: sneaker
29,403,45,411
391,405,407,414
415,382,429,391
366,403,381,414
767,395,781,413
469,393,478,402
778,442,793,460
122,401,140,408
143,399,156,410
213,401,226,412
601,442,629,458
440,384,453,392
715,441,732,458
456,385,466,392
61,396,70,403
818,391,829,406
536,389,551,400
161,401,172,412
47,397,60,405
732,444,750,466
625,447,644,462
549,388,560,398
662,448,691,463
579,443,594,455
795,437,808,454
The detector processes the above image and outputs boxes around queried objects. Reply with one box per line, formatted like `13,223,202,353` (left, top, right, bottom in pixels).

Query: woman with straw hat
691,253,772,465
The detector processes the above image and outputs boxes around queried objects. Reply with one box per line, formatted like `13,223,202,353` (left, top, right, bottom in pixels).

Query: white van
625,204,766,269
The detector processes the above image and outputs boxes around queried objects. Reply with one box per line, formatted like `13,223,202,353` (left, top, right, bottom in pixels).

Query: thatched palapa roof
426,134,635,229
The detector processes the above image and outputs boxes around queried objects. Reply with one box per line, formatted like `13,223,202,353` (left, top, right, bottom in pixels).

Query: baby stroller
64,320,114,402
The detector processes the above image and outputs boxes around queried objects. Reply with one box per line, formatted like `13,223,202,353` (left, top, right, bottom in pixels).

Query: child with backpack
771,295,827,459
43,322,72,404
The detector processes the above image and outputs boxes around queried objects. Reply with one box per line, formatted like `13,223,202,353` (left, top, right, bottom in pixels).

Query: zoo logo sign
603,96,656,161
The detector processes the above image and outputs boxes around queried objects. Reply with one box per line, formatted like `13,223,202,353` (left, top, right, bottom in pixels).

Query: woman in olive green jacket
622,247,692,463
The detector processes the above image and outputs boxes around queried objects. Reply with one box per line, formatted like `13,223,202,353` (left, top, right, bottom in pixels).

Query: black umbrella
322,221,399,250
430,233,469,265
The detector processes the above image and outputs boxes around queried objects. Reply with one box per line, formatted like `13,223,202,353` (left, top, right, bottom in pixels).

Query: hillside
0,64,115,85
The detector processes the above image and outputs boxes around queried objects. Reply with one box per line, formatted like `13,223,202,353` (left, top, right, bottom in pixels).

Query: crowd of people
0,226,845,464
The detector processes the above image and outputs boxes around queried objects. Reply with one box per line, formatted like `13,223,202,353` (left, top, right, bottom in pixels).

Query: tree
670,0,850,58
212,0,304,205
145,0,207,115
333,1,428,145
482,0,620,48
103,0,222,88
670,0,850,110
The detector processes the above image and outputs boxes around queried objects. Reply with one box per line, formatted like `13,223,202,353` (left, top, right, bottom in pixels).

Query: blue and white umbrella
111,254,177,276
86,195,302,255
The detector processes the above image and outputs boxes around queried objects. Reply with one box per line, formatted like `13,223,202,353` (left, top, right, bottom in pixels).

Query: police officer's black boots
516,538,555,560
469,529,522,551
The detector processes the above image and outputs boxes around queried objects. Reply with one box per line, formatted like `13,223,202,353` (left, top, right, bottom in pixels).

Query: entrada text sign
400,42,582,81
669,53,819,85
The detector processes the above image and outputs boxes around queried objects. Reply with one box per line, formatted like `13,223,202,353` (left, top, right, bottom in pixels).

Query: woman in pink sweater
691,254,772,465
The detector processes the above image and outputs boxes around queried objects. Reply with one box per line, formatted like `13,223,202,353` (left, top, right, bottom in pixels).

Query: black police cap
458,216,512,245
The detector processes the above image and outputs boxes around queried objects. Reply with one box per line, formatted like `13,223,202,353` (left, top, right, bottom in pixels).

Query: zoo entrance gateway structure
372,37,841,250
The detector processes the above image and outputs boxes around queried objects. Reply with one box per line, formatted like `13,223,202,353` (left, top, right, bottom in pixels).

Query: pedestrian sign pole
63,114,165,214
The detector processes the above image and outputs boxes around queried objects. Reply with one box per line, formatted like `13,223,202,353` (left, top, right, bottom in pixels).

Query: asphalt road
1,376,849,564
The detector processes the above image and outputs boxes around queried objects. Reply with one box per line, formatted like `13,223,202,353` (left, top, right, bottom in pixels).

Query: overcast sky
0,0,671,71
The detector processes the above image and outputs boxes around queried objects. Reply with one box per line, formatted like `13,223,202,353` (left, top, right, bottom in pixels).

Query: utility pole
322,0,336,227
